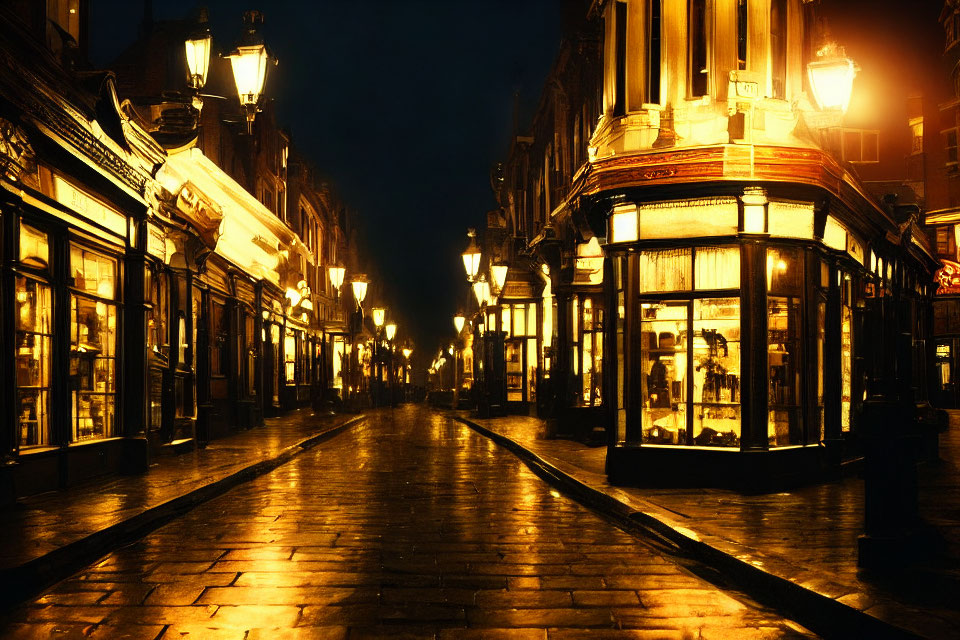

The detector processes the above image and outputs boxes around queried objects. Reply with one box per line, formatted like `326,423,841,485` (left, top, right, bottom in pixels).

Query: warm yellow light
372,308,386,328
227,44,270,108
185,34,212,90
299,298,313,312
610,204,638,243
328,265,345,291
351,276,368,305
402,347,412,359
472,278,490,306
454,314,466,334
741,187,768,234
385,323,397,341
462,228,482,282
490,264,508,294
448,345,454,356
807,44,857,113
285,287,302,307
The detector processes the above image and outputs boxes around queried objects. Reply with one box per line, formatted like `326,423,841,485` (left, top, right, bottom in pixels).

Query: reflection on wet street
1,405,814,638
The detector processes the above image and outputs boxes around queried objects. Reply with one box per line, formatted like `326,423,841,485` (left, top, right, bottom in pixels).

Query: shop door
935,339,957,408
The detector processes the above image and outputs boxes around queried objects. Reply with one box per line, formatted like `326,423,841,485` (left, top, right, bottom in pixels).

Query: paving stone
0,407,810,637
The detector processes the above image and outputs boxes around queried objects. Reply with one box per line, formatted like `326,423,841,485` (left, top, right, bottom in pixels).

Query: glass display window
69,243,119,442
506,340,524,402
692,297,741,447
19,222,49,269
695,246,740,290
767,248,803,447
640,302,689,444
573,296,604,407
841,274,853,432
284,329,296,384
639,249,691,292
15,276,52,448
146,266,169,360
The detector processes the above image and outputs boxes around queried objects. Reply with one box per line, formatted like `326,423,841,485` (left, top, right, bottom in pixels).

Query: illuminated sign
936,344,951,359
936,259,960,295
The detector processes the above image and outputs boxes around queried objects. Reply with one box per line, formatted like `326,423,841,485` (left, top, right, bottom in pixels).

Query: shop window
506,341,524,402
146,266,169,361
767,248,803,447
332,336,345,389
910,118,923,154
615,257,627,441
580,297,604,407
19,223,49,268
244,312,256,396
695,246,740,290
69,245,118,442
692,298,741,446
640,302,688,444
284,329,296,384
841,274,853,431
639,248,691,292
15,276,52,448
271,324,281,402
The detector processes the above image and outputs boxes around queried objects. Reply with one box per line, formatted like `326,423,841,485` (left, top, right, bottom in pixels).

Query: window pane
639,249,691,292
513,305,526,337
640,302,688,444
768,296,802,447
15,277,52,448
767,247,802,295
71,245,117,298
695,247,740,289
527,302,537,336
71,293,118,442
19,222,49,268
692,298,741,447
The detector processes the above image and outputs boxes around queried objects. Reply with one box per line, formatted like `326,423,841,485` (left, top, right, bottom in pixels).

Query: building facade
0,4,369,503
488,0,938,487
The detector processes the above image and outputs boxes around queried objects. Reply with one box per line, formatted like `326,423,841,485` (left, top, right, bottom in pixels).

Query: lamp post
371,308,385,407
807,42,857,114
348,274,368,409
184,9,212,112
225,11,277,135
385,322,397,406
462,228,482,283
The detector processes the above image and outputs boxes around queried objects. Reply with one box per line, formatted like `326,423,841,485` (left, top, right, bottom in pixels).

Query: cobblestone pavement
0,405,814,639
463,411,960,638
0,409,352,576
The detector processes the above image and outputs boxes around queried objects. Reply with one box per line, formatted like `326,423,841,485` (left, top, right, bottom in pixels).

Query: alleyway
1,405,812,639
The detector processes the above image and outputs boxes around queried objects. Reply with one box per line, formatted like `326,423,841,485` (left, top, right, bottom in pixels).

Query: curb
0,414,366,609
454,415,922,640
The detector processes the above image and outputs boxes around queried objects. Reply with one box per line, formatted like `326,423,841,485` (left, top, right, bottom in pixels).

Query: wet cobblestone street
0,406,814,639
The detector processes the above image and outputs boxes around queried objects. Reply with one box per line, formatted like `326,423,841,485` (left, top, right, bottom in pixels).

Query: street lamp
385,322,397,342
225,11,277,134
372,308,386,328
490,263,508,296
351,274,368,308
184,9,212,110
328,265,345,297
453,313,465,334
462,228,482,283
807,42,857,113
472,276,490,307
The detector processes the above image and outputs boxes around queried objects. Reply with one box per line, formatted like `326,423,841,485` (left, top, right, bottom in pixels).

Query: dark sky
89,0,566,358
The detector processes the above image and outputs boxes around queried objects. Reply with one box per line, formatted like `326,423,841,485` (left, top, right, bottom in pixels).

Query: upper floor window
647,0,662,104
689,0,707,97
737,0,748,70
614,1,627,116
770,0,787,99
842,129,879,163
910,118,924,155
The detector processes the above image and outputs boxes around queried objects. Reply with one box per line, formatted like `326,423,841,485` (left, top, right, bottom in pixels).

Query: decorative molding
0,116,36,183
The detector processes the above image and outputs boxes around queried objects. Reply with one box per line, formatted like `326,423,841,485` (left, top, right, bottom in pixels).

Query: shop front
592,186,924,488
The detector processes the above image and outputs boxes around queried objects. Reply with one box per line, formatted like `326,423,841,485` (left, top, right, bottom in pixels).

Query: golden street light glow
227,44,269,107
462,228,482,282
807,43,857,113
372,307,386,328
402,347,412,359
184,32,212,91
490,264,508,294
453,314,465,334
328,265,345,292
351,275,368,305
472,277,490,307
385,322,397,341
609,203,638,243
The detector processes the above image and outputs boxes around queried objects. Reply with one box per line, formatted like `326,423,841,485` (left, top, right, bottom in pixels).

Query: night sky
89,0,945,362
88,0,565,362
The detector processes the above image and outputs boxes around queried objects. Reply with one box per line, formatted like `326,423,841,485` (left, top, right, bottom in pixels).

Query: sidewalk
0,409,365,606
456,411,960,640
